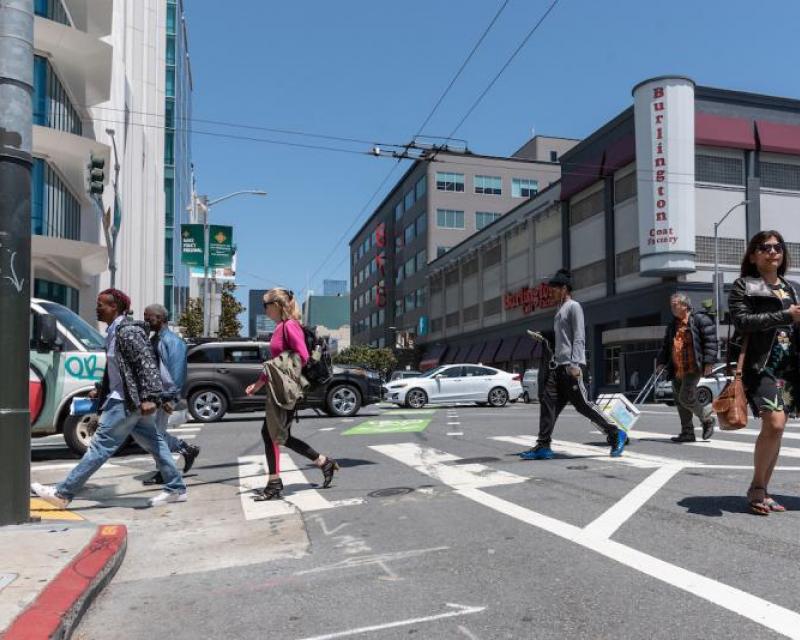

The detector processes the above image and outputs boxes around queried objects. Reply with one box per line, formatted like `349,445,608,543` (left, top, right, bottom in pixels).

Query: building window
614,172,637,203
461,256,478,277
164,175,175,226
482,244,501,267
416,287,427,308
615,247,640,277
436,209,465,229
395,201,403,221
483,296,501,316
463,303,479,322
165,67,176,98
404,222,415,244
395,266,404,285
405,293,416,311
511,178,538,198
164,132,175,165
436,172,464,192
444,269,459,287
695,236,746,265
476,211,501,230
164,229,174,275
437,246,451,258
415,175,427,199
760,161,800,191
415,212,427,236
32,56,82,135
696,154,744,186
166,3,177,34
474,175,502,195
396,298,404,316
404,189,415,211
604,345,621,385
416,249,427,271
34,0,70,25
31,158,80,240
166,36,176,65
430,317,443,333
34,278,79,312
572,259,606,289
550,150,558,162
446,311,460,328
569,189,604,226
405,257,416,277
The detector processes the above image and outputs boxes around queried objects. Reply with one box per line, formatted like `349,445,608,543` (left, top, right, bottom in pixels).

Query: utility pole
0,0,33,526
199,195,211,336
105,128,121,288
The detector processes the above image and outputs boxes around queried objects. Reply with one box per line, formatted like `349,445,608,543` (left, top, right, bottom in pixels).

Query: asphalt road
29,400,800,639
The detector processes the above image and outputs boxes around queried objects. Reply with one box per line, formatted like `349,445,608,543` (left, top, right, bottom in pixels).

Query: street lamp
713,199,748,360
194,189,267,335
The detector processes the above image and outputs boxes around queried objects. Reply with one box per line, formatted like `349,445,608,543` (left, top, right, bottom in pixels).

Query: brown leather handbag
712,335,749,430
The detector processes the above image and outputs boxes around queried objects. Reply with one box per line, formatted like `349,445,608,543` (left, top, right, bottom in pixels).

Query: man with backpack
656,293,718,442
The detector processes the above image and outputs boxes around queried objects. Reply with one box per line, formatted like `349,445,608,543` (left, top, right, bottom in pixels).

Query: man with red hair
32,289,187,507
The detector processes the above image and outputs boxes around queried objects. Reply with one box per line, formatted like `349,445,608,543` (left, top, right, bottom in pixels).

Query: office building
323,279,348,297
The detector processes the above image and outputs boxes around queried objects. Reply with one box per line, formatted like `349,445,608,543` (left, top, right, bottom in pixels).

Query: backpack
299,324,333,385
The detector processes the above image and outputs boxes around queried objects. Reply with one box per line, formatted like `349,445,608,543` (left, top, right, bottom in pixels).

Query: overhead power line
448,0,563,138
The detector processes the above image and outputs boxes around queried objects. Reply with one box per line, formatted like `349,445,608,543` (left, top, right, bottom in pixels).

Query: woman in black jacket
728,230,800,515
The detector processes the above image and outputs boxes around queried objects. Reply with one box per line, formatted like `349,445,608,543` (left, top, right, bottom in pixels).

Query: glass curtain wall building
164,0,193,319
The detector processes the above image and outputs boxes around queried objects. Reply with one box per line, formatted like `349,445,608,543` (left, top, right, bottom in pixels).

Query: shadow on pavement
678,494,800,516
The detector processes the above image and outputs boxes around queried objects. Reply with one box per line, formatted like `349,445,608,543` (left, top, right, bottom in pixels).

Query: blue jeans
139,408,184,453
58,400,186,499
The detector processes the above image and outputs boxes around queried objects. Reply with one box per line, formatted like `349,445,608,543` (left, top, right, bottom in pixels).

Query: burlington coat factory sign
503,283,558,315
633,76,696,276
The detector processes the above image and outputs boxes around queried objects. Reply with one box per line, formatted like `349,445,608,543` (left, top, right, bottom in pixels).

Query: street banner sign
180,224,205,266
208,225,234,268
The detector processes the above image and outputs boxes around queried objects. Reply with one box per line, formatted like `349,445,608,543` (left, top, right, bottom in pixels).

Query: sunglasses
263,300,277,308
757,242,784,254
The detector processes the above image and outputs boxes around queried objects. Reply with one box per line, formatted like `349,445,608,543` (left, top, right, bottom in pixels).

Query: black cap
547,268,572,288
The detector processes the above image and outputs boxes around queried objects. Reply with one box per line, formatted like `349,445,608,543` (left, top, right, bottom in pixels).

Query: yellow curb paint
30,498,84,521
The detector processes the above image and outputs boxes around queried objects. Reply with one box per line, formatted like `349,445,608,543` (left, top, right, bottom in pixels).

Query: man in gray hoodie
520,269,627,460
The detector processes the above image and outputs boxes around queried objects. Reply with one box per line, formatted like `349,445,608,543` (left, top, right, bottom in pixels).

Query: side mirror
33,314,59,353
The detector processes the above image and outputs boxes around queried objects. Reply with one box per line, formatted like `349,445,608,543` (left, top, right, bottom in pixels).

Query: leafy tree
334,345,397,376
177,297,203,338
218,282,245,338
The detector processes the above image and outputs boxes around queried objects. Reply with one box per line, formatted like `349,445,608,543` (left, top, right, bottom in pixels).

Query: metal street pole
198,190,267,336
0,0,33,526
713,200,748,361
105,128,121,288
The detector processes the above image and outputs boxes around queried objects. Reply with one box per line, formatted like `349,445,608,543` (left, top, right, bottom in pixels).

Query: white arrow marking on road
370,443,526,489
292,603,485,640
375,441,800,638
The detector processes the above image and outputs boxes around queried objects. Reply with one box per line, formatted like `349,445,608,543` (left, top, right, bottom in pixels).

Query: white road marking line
318,427,336,432
370,443,525,489
174,434,196,440
31,462,121,472
634,430,800,459
293,603,485,640
715,427,800,441
583,465,684,539
447,432,464,436
167,427,201,433
458,624,481,640
372,443,800,638
238,454,364,520
447,422,461,426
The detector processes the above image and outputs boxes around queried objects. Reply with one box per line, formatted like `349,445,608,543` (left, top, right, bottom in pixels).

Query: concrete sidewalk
0,502,126,640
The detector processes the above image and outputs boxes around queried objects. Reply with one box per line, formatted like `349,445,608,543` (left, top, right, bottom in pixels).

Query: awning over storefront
601,134,635,176
696,113,755,150
442,346,459,364
465,343,484,363
756,120,800,155
453,346,470,363
419,344,447,371
479,339,501,364
494,336,520,363
511,335,536,361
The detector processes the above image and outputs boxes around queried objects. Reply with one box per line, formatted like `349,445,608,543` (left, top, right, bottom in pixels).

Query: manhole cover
368,487,414,498
451,456,502,465
566,465,589,470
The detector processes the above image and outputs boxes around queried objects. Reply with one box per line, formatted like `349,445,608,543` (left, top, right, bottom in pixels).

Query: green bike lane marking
343,409,438,435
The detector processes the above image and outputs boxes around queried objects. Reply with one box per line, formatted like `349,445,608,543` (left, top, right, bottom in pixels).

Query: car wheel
522,391,531,404
62,414,97,455
697,386,713,406
405,388,428,409
326,384,362,417
189,389,228,422
488,387,509,408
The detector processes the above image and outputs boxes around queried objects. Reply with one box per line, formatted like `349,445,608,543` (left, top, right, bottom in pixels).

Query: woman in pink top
245,288,338,500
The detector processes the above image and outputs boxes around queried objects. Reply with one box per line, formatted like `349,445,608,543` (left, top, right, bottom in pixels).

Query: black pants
537,365,618,447
261,419,319,475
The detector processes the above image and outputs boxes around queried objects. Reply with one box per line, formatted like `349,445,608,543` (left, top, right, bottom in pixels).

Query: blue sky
187,0,800,316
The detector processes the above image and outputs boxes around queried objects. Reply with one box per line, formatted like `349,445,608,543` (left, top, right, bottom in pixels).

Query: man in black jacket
657,293,718,442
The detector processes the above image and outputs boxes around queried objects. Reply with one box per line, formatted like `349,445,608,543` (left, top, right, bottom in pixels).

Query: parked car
384,364,523,409
654,363,733,406
390,369,422,381
521,369,539,403
185,341,382,421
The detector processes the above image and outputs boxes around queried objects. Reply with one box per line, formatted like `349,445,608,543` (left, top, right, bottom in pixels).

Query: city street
29,401,800,640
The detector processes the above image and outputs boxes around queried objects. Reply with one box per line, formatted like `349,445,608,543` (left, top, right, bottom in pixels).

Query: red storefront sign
503,283,558,315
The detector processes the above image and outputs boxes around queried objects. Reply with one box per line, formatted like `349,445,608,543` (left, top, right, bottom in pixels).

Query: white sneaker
31,482,70,509
148,490,188,507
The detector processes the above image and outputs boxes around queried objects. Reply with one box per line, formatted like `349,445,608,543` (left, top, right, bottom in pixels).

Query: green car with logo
30,298,106,454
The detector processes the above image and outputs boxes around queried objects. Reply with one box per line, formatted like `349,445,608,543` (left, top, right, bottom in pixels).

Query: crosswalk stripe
369,443,526,489
238,454,364,520
633,430,800,458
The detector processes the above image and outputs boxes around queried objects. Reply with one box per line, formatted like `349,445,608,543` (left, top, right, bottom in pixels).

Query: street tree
178,298,204,338
334,345,397,376
218,282,245,338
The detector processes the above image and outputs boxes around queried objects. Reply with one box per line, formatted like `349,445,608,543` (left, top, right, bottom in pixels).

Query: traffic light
88,154,105,196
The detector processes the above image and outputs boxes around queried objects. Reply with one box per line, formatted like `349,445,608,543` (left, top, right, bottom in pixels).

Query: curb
1,525,127,640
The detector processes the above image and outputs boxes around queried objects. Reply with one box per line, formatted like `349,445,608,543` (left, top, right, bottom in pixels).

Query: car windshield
38,302,105,350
